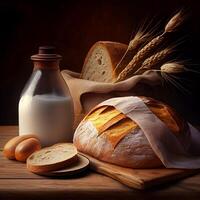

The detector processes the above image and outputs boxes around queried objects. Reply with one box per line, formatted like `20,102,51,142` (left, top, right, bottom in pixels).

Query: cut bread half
81,41,127,83
27,143,78,173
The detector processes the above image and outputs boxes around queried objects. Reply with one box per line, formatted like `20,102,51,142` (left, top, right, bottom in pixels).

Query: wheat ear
134,48,173,74
160,62,185,73
116,11,185,82
114,32,149,76
160,62,190,95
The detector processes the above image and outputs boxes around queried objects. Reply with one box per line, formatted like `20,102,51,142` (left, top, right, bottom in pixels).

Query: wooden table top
1,126,200,200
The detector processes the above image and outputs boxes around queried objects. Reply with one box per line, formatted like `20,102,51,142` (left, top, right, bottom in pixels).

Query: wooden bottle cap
31,46,62,61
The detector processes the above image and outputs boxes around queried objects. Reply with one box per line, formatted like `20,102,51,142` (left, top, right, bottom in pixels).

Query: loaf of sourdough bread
81,41,127,82
73,97,187,168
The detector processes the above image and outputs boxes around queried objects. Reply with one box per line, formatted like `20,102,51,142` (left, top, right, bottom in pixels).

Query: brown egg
15,138,41,162
3,135,38,160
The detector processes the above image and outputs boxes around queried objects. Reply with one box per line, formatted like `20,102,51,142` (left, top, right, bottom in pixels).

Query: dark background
0,0,200,125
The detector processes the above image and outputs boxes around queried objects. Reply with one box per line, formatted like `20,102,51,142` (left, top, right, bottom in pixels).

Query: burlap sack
62,68,200,130
61,69,166,128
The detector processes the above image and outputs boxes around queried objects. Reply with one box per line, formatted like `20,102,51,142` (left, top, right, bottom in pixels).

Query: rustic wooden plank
0,135,17,150
0,126,18,136
1,126,200,200
0,152,45,179
0,175,132,200
0,126,18,149
0,175,200,200
0,173,128,190
81,152,200,189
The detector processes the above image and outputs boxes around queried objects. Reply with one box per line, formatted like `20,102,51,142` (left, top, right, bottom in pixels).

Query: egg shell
3,135,38,160
15,138,41,162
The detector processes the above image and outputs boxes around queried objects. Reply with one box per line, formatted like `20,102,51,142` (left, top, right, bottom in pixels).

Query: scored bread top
85,97,186,148
140,97,186,135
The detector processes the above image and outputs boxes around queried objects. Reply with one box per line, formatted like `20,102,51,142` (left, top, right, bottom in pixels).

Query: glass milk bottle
18,46,74,146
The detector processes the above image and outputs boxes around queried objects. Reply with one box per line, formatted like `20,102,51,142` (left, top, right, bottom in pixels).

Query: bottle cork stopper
31,46,62,61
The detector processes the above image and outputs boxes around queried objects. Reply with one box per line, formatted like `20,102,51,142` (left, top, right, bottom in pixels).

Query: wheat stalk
160,62,190,95
116,10,185,82
128,32,148,51
114,32,149,76
134,48,173,74
164,11,185,32
160,62,185,73
116,35,164,81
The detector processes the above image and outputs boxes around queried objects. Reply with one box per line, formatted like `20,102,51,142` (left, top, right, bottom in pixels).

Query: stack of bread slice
27,143,89,176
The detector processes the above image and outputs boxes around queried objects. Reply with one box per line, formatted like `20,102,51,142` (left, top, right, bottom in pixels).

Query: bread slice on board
27,143,78,173
81,41,127,83
37,154,89,177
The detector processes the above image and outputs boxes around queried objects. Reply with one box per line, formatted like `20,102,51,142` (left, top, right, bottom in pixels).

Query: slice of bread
27,143,78,173
35,154,89,177
81,41,127,83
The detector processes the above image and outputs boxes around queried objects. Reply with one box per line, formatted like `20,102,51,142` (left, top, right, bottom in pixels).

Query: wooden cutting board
80,153,200,190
